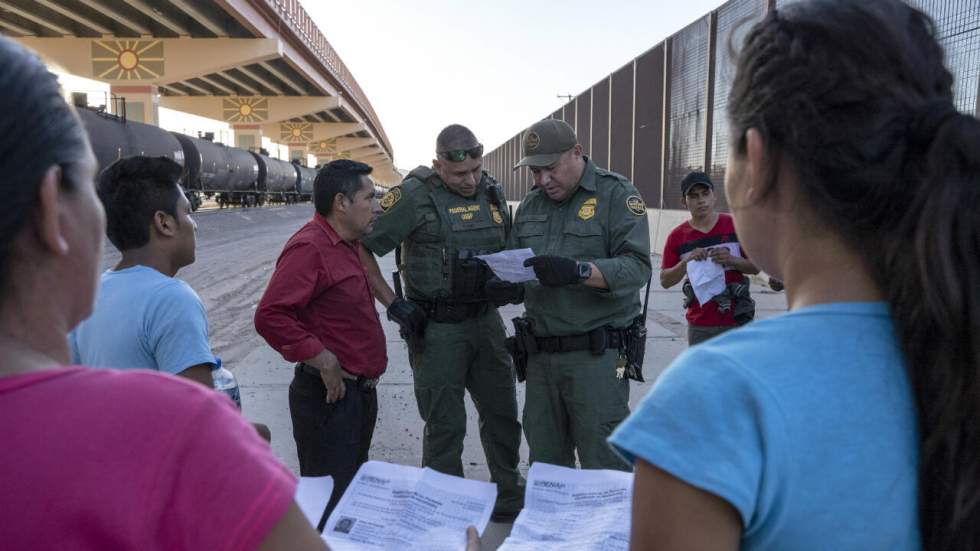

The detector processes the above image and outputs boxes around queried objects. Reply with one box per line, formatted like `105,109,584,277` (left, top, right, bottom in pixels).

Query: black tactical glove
485,277,525,306
386,298,427,352
524,255,581,287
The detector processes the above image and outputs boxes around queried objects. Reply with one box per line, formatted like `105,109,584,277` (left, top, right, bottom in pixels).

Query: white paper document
476,248,537,283
685,243,743,305
686,259,726,305
498,462,634,551
323,461,497,550
295,475,334,528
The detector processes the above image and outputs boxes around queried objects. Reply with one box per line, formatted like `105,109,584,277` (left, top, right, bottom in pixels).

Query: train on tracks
76,105,316,211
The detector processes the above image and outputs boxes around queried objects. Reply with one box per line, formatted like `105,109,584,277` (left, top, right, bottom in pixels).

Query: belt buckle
359,377,379,390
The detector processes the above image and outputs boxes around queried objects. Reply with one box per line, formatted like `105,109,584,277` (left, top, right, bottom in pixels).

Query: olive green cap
513,119,577,169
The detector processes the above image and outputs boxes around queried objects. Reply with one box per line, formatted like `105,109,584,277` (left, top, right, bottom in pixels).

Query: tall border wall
486,0,980,216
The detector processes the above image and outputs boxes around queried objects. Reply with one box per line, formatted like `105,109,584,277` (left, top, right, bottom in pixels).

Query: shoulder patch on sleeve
626,195,646,216
380,186,402,212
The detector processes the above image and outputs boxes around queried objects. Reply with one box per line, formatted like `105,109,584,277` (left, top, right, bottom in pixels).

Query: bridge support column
110,85,159,125
288,145,308,165
233,124,262,151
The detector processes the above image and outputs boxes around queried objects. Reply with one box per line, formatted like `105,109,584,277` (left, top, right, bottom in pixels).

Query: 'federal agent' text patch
626,195,646,216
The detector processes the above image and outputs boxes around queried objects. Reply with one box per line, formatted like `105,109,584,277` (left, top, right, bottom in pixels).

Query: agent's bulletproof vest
402,168,508,302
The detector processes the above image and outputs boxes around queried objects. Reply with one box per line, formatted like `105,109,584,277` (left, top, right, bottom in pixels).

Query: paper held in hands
295,475,335,528
321,461,497,550
477,248,538,283
686,259,726,305
498,462,634,550
686,243,743,305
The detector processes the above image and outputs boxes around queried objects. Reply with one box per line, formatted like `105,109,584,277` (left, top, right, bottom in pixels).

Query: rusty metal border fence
485,0,980,207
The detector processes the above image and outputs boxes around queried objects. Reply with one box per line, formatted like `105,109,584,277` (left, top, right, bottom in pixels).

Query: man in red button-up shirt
254,159,385,528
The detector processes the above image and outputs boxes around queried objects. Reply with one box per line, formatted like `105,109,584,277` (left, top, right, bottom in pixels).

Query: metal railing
264,0,391,157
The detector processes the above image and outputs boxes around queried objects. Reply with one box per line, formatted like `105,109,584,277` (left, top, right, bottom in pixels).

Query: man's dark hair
97,156,183,251
314,159,373,216
436,124,479,153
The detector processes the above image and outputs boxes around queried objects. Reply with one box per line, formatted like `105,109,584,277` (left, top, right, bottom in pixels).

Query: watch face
578,262,592,280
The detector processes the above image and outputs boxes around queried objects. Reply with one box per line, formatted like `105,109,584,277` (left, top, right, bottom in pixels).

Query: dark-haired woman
0,38,329,550
610,1,979,549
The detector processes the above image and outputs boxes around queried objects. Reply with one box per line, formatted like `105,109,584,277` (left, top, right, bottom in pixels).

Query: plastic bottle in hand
212,357,241,409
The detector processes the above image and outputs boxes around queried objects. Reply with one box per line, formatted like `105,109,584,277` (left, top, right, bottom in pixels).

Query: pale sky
309,0,724,168
56,1,725,169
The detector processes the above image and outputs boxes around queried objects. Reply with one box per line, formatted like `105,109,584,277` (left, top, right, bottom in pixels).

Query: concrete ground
98,203,788,549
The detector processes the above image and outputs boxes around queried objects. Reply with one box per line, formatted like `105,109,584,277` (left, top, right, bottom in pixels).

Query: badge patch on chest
626,195,646,216
380,187,402,212
578,197,597,221
490,204,503,224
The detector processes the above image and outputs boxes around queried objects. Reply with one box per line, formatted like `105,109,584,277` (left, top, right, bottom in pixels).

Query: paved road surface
97,203,788,548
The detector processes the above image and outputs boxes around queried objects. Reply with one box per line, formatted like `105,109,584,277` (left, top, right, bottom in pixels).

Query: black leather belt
534,328,625,354
296,363,379,390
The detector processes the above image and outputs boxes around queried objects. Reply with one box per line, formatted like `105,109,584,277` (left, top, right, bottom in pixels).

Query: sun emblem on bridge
223,97,269,123
310,140,338,155
91,40,164,80
280,122,313,144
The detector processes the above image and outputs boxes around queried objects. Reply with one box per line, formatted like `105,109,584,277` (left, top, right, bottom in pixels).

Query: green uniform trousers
524,348,631,471
409,309,525,512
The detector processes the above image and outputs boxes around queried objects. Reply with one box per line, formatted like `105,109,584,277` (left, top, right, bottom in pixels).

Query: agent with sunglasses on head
510,119,651,472
358,124,525,523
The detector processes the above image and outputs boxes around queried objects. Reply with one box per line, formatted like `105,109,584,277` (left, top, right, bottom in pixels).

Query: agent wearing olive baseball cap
509,117,652,472
514,119,579,170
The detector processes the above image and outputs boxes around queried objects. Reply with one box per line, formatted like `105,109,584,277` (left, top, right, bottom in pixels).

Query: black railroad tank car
77,107,184,176
251,151,299,203
295,163,316,201
174,133,261,208
79,104,317,210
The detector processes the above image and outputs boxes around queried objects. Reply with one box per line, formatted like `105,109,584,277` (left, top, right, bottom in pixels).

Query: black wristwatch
576,261,592,281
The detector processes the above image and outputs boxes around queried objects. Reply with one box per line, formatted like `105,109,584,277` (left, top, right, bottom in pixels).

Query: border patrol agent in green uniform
358,125,525,520
510,119,652,471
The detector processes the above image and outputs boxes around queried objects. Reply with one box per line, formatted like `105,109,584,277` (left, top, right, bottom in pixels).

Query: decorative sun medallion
222,97,268,123
91,40,164,80
310,140,338,155
280,122,313,144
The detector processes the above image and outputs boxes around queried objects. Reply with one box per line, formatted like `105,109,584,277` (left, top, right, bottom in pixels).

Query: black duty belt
296,362,379,390
412,299,490,324
535,328,625,354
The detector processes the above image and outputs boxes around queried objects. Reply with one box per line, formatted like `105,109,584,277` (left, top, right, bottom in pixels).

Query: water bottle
212,357,241,409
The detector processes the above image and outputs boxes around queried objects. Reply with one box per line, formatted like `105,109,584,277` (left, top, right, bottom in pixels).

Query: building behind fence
485,0,980,210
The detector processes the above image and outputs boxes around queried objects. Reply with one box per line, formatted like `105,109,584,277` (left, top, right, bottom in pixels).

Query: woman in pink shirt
0,37,326,551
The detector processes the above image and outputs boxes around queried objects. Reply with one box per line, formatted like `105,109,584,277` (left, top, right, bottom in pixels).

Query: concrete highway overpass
0,0,398,182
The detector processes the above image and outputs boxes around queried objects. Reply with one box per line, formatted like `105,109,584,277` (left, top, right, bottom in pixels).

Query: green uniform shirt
362,167,510,301
512,157,651,336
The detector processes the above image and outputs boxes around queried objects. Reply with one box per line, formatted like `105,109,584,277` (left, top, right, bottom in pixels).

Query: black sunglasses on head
437,144,483,162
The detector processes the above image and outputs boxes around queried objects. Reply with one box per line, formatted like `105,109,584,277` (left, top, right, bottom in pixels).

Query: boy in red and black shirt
660,172,759,345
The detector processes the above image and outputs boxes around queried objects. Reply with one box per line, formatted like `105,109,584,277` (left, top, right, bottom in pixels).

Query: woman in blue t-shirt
609,1,980,550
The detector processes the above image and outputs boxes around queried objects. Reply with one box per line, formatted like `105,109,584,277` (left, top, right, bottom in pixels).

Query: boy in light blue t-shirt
70,157,214,386
71,265,213,377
